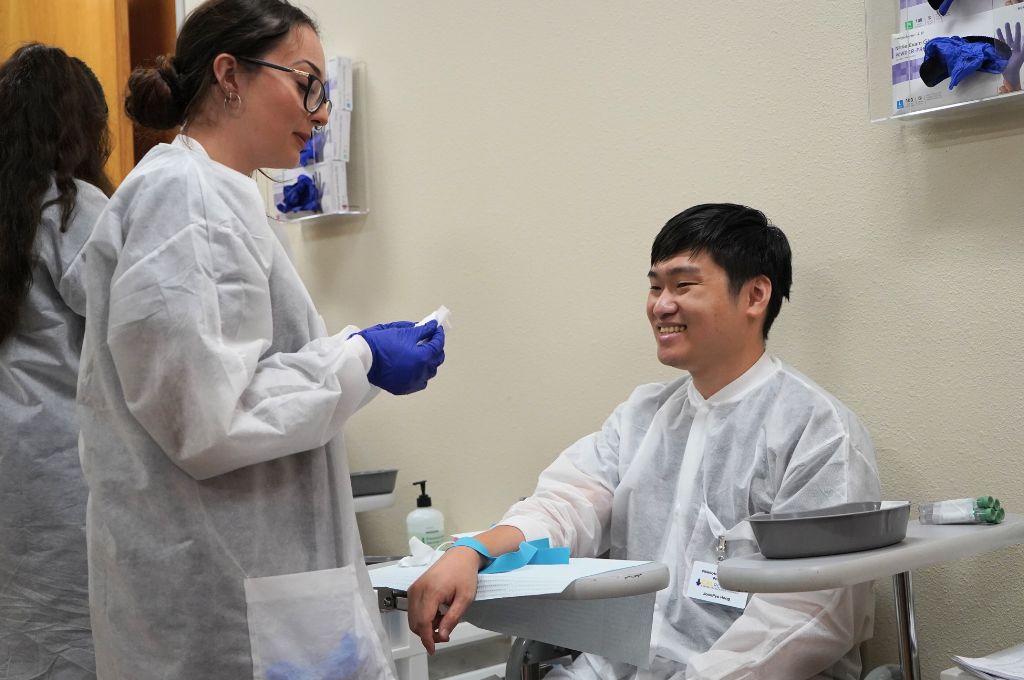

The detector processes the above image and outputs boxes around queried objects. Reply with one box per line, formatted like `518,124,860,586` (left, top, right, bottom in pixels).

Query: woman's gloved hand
356,320,445,395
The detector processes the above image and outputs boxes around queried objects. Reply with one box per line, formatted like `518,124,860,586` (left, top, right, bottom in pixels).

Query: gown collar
172,134,258,183
687,352,779,408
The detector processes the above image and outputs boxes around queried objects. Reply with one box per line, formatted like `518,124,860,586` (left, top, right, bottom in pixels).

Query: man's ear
211,53,240,95
745,275,772,319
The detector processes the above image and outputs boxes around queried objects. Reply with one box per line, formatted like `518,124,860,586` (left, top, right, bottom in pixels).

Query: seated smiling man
408,203,880,680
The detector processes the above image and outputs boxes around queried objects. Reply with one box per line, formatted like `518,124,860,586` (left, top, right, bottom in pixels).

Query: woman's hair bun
124,54,186,130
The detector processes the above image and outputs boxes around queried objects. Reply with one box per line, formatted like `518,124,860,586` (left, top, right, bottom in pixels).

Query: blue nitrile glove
356,320,445,395
298,133,326,166
997,22,1024,89
360,320,416,334
928,0,955,16
264,632,360,680
276,174,320,213
920,36,1009,89
317,632,361,678
265,661,313,680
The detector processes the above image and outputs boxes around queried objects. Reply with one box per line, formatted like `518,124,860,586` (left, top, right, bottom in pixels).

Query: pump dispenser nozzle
413,480,432,508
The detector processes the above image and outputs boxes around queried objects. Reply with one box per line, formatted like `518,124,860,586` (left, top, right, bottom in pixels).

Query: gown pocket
244,565,394,680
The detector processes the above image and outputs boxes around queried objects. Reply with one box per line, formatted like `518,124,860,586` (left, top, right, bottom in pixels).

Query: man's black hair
651,203,792,339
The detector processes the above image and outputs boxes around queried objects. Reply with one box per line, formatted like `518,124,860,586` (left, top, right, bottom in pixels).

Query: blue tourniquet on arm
451,537,571,574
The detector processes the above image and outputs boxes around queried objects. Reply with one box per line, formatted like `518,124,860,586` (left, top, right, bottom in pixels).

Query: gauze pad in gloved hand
418,305,452,332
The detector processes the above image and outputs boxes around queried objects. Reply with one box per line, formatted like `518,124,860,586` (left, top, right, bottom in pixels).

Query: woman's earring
224,90,243,112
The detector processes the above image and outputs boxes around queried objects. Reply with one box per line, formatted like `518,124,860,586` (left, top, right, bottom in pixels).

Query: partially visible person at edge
0,43,113,680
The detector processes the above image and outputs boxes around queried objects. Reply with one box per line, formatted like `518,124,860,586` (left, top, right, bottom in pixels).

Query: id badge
686,560,749,609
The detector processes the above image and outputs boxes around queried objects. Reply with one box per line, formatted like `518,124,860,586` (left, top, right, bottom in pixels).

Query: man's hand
406,546,482,654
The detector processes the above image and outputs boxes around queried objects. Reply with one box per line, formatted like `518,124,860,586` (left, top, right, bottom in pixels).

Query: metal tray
746,500,911,559
350,469,398,497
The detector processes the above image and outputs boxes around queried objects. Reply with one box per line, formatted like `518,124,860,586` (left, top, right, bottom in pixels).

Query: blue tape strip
477,537,571,575
529,546,571,565
481,541,538,574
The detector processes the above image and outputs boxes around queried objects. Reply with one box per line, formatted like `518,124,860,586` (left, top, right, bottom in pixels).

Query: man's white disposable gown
0,179,106,679
500,354,880,680
76,137,393,679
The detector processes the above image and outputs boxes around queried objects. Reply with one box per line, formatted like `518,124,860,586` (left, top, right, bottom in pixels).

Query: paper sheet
953,643,1024,680
369,557,650,601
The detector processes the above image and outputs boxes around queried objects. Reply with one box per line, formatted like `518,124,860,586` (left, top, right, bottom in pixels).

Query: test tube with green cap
919,497,1005,524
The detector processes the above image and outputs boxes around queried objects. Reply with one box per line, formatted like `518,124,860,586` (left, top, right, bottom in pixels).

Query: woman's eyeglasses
237,56,332,117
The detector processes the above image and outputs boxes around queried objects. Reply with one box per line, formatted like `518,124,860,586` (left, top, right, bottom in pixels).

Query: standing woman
0,44,112,679
76,1,445,678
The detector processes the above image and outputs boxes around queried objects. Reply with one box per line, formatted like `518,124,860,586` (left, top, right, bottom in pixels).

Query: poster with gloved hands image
891,0,1024,115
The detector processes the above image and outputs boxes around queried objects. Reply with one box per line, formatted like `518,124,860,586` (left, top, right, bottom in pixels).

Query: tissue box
891,3,1024,115
327,56,353,112
899,0,996,30
322,109,351,163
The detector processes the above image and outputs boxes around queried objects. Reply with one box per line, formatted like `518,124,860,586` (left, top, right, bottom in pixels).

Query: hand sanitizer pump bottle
406,480,445,548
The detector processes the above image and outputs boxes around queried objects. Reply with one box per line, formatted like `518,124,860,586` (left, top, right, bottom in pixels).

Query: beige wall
185,1,1024,676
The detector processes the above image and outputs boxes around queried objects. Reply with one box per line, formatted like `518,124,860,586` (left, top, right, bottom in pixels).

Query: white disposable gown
500,353,880,680
76,136,393,679
0,179,107,680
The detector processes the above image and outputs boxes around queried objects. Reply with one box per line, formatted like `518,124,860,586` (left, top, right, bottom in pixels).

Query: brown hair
0,43,112,343
125,0,318,130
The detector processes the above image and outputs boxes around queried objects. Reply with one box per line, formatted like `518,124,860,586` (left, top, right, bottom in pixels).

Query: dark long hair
0,43,112,343
125,0,318,130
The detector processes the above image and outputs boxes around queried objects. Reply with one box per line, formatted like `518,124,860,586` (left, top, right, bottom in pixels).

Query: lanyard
682,402,757,562
703,502,756,562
